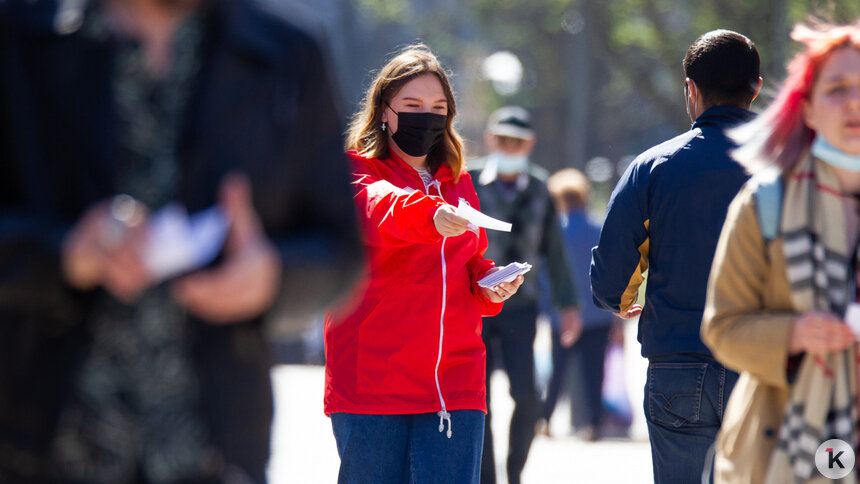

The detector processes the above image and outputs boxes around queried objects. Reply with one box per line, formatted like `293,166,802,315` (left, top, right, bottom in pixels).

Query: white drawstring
432,178,453,438
437,410,452,438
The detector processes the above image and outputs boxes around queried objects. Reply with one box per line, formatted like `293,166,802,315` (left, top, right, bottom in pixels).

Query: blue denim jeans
644,354,738,484
331,410,485,484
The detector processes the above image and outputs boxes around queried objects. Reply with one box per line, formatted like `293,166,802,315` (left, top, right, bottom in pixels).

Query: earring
381,122,387,132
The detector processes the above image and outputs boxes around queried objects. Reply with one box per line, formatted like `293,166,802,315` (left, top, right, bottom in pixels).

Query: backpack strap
753,166,783,243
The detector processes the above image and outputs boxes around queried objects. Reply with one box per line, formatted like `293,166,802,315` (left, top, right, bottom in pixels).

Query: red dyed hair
732,20,860,172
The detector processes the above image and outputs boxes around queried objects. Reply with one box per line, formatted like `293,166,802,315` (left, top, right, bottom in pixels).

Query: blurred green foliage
345,0,860,210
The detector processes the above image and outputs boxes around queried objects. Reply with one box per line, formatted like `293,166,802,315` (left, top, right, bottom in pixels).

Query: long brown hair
346,44,465,181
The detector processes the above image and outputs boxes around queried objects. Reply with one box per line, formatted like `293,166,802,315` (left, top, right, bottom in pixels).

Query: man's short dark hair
683,30,760,108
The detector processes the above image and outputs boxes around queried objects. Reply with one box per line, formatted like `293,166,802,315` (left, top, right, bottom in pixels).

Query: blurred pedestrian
0,0,362,481
703,20,860,484
590,30,762,483
469,106,580,484
541,168,618,441
324,44,523,484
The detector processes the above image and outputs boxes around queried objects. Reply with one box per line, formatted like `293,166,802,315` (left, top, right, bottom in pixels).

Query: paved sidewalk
267,365,653,483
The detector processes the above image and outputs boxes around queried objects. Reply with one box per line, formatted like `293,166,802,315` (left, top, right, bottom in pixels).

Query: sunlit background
268,1,860,482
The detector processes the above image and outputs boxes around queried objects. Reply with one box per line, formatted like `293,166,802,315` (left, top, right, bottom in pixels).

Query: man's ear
684,77,699,121
752,77,763,102
685,78,698,106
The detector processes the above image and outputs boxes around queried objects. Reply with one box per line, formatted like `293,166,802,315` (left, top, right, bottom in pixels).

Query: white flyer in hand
457,198,512,232
478,262,532,288
143,204,230,283
846,302,860,339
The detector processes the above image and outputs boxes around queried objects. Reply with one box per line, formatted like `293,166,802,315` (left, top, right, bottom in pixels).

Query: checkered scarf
764,156,859,484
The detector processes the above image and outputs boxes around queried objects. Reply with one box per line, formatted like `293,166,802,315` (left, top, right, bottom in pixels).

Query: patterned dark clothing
49,10,219,483
0,0,363,481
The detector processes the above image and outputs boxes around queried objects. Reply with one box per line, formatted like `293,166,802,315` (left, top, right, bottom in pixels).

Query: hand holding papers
457,198,512,232
143,204,229,283
478,262,532,288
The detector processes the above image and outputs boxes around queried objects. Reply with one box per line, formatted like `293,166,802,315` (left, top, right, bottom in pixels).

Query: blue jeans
644,354,738,484
331,411,485,484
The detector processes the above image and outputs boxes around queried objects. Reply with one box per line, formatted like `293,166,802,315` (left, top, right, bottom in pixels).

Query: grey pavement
267,364,653,483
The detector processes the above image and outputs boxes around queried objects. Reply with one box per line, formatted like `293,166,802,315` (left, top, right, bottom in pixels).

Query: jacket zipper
430,178,453,438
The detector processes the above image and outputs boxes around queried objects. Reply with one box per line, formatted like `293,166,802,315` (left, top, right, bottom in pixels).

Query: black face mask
386,105,447,157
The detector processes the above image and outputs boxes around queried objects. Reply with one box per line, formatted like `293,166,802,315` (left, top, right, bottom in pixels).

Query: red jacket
324,151,503,419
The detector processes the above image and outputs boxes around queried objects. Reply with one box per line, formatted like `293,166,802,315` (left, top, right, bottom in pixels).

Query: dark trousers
542,325,611,430
481,304,539,484
644,353,738,484
331,411,485,484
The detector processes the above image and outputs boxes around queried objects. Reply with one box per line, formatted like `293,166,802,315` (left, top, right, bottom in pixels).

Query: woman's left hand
480,274,524,303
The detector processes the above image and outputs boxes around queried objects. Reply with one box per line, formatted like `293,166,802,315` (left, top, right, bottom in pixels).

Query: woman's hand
434,205,474,237
788,310,856,355
479,274,524,303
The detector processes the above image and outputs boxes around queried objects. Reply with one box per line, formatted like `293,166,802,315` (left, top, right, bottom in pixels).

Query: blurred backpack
753,166,783,243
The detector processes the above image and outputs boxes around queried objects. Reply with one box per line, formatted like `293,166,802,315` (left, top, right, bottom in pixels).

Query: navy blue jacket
590,106,753,358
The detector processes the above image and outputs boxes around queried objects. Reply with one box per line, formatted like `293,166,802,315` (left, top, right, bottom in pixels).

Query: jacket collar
692,105,755,131
387,149,459,183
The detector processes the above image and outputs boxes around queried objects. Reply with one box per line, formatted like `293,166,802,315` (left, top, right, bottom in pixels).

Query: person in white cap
469,106,581,484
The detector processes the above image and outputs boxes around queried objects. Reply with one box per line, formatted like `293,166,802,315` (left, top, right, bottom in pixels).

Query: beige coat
701,183,798,484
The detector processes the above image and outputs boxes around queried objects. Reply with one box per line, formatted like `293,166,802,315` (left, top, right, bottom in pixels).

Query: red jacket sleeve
351,156,445,247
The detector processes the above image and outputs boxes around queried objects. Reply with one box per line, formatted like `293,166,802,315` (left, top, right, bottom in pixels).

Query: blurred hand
788,310,855,355
171,173,282,324
559,308,583,347
615,304,642,320
479,269,524,303
434,205,473,237
62,196,152,302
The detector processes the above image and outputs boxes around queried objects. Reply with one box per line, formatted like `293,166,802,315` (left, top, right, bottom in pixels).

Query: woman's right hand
788,310,855,355
434,204,474,237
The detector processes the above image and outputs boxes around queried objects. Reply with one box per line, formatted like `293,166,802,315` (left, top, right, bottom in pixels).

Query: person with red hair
703,20,860,483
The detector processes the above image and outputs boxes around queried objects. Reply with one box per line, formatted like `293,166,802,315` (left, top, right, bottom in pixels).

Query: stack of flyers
478,262,532,288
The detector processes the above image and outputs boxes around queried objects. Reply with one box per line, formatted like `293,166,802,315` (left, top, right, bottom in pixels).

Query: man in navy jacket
590,30,762,483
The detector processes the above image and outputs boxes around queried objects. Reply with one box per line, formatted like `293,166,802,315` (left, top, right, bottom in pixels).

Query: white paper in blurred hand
143,204,229,282
846,302,860,340
457,198,512,232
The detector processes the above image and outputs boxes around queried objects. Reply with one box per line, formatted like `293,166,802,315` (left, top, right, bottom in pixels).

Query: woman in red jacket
325,44,523,483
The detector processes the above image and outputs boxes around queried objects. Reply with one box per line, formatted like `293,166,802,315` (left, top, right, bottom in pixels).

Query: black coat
0,0,363,480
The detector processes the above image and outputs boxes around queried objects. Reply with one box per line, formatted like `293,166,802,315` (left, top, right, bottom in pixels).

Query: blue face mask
811,135,860,173
489,152,528,175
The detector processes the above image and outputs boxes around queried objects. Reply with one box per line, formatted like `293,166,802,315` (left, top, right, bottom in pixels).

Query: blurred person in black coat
0,0,362,481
